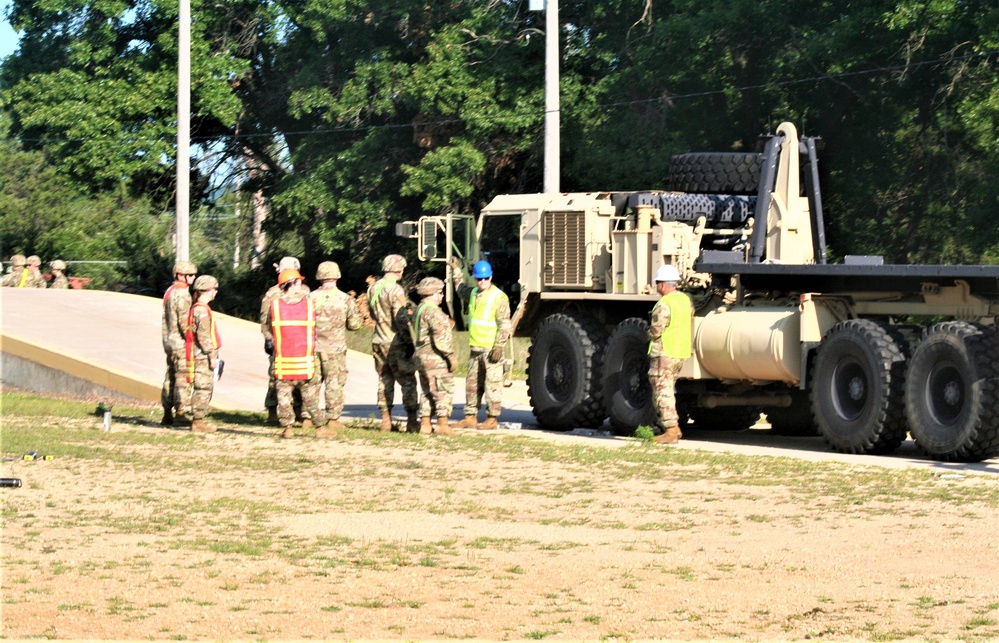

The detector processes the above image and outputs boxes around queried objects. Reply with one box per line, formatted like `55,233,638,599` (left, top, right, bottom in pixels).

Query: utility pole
176,0,191,261
532,0,560,194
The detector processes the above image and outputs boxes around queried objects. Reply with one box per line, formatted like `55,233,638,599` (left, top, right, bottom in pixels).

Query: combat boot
174,412,193,427
280,426,294,439
477,416,499,431
379,410,393,432
265,407,279,426
314,425,336,438
160,408,173,426
406,412,420,433
191,419,216,433
326,418,345,432
457,415,478,429
654,425,682,445
419,416,433,434
301,418,315,430
434,416,456,436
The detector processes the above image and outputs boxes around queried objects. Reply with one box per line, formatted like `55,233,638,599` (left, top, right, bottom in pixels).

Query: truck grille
543,210,588,287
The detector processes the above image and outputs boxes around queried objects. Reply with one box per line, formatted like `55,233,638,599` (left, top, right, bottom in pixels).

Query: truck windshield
479,214,521,308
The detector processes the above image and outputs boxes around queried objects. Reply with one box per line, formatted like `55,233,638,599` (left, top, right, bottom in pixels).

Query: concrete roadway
2,288,997,475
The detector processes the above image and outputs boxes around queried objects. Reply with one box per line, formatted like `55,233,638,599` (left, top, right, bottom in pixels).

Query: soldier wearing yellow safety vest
2,254,27,287
447,257,512,430
647,264,693,445
267,269,324,439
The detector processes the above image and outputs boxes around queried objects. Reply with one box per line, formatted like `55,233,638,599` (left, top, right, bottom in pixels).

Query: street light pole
176,0,191,261
543,0,560,194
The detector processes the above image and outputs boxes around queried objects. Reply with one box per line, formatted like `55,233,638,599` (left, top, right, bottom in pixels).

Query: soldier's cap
316,261,341,281
274,256,300,273
381,254,407,273
193,275,219,291
417,277,445,296
9,254,25,267
278,268,303,286
50,260,67,271
173,260,197,275
26,255,41,267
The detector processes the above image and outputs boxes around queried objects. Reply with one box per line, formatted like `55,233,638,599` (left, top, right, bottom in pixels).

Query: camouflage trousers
416,350,454,420
276,375,323,428
161,350,193,415
465,348,503,418
372,341,419,413
189,357,214,420
316,350,348,420
266,353,305,418
648,355,684,429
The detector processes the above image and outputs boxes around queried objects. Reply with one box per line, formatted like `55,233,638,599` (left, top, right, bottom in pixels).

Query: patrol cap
26,255,41,267
274,256,300,273
193,275,219,291
316,261,341,281
50,260,67,271
278,268,303,286
655,264,680,283
416,277,445,296
381,254,407,273
9,254,25,267
173,260,197,275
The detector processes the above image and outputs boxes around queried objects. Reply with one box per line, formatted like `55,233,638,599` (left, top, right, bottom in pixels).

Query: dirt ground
2,410,998,642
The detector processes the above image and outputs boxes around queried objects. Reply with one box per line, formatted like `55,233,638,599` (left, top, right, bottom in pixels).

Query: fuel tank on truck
692,307,801,383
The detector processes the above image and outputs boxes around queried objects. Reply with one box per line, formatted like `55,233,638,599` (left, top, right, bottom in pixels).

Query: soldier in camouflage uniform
367,254,419,432
23,256,47,288
186,275,222,432
49,260,69,289
412,277,457,435
446,257,512,430
267,269,324,438
161,260,197,425
647,264,692,445
309,261,362,436
260,257,311,425
2,255,27,287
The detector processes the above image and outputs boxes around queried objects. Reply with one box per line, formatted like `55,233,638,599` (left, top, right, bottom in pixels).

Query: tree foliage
2,0,998,310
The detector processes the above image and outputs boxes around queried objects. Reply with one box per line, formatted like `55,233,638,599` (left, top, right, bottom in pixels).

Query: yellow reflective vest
651,290,692,359
467,286,508,349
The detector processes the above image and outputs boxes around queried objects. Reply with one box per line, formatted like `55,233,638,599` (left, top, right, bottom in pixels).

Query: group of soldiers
157,253,691,445
2,254,69,288
160,252,513,440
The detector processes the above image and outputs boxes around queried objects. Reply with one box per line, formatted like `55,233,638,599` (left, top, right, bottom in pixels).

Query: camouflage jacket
51,275,69,289
412,299,455,362
188,302,220,361
24,270,47,289
162,281,193,353
1,268,25,287
310,285,362,353
367,275,412,347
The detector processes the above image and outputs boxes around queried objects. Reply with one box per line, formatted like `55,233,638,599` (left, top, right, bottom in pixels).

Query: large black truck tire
602,318,655,436
904,322,999,462
528,313,608,431
810,319,909,454
669,152,762,195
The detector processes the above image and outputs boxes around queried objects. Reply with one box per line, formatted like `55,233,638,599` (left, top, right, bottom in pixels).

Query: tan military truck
398,122,999,462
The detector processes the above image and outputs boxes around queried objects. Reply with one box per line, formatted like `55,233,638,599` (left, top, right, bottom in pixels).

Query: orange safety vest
185,302,222,382
271,297,316,380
